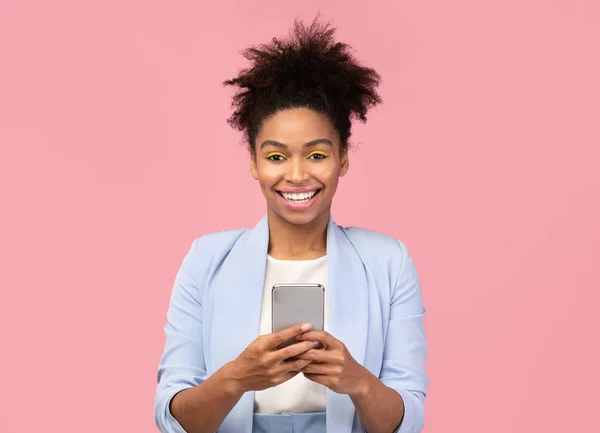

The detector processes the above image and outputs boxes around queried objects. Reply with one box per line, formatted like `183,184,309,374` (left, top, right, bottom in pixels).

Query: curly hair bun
224,16,382,152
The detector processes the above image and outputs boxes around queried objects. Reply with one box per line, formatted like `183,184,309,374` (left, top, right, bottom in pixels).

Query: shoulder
341,225,409,259
192,227,249,250
182,227,250,269
340,225,415,285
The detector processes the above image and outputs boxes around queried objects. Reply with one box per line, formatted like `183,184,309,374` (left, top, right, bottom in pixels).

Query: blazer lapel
326,218,369,433
209,216,269,433
208,215,369,433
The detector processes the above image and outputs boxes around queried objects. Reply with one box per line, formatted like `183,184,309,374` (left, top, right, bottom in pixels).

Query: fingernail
313,341,322,348
300,323,312,331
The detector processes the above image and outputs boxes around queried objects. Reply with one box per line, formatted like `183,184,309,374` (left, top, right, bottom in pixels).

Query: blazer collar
210,214,369,433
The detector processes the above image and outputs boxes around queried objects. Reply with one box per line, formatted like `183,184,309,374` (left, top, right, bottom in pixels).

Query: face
250,107,349,227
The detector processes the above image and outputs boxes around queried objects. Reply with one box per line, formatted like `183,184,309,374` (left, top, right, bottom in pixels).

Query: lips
278,189,320,202
275,188,322,208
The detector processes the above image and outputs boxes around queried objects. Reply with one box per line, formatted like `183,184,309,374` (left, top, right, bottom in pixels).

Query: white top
253,255,329,414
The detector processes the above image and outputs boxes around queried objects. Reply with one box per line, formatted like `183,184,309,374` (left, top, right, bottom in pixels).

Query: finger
268,323,312,349
302,373,330,386
295,348,338,363
301,362,339,375
278,357,313,373
271,371,300,386
296,330,340,349
274,340,320,362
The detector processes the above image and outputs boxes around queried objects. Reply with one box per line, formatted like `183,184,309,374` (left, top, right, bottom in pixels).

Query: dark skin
170,323,318,433
250,107,348,260
295,330,406,433
170,108,405,433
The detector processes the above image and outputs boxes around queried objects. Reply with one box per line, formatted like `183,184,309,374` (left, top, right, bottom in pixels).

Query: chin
284,214,319,226
273,208,325,227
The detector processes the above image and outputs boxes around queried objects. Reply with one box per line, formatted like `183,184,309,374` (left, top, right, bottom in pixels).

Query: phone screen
272,283,324,350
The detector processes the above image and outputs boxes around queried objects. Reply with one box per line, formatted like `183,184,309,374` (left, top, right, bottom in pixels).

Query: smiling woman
155,16,429,433
251,109,347,228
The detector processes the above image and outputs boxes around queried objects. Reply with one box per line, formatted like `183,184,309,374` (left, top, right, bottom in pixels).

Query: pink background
1,1,599,432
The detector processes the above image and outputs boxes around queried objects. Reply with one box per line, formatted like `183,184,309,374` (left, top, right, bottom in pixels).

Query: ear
250,155,259,180
339,149,349,177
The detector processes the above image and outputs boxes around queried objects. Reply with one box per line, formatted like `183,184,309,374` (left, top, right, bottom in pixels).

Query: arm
154,238,241,433
369,240,428,433
167,364,244,433
168,332,318,433
295,241,428,432
154,238,318,433
349,370,407,433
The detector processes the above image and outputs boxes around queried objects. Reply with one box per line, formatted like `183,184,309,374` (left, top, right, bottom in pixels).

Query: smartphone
272,283,324,350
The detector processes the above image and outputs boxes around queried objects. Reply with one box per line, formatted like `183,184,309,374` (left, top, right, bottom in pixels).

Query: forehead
258,108,338,145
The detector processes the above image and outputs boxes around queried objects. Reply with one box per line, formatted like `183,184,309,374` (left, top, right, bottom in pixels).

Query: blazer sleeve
379,240,429,433
154,238,208,433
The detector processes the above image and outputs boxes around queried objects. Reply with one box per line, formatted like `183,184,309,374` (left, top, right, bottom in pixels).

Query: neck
267,209,329,260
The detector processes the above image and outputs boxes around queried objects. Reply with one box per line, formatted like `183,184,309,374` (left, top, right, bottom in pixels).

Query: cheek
255,163,282,184
314,164,341,187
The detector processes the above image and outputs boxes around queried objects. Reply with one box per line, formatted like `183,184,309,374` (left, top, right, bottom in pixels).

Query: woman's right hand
224,323,319,393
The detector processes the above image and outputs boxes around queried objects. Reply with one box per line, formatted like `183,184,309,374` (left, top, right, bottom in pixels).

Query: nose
284,157,309,184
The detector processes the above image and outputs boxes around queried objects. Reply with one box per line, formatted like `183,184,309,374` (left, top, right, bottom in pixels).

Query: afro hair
223,16,382,153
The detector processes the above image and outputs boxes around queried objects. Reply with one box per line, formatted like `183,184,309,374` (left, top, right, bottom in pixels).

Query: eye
266,152,287,162
307,151,329,160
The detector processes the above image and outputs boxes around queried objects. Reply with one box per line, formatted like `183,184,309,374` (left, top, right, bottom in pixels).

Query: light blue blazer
154,215,429,433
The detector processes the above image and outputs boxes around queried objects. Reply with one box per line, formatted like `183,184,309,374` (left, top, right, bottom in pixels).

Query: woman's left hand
294,330,371,396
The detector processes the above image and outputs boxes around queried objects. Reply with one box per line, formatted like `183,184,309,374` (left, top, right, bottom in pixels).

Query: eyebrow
259,138,333,150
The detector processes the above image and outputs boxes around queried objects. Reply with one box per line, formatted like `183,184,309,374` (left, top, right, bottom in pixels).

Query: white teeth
281,190,318,202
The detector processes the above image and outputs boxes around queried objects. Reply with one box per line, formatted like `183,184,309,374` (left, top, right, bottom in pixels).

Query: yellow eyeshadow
308,151,330,157
266,152,286,159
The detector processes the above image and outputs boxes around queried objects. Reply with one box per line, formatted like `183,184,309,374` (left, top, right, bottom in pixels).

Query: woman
154,18,428,433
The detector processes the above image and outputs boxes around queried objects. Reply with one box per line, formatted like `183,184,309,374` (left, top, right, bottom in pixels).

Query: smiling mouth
277,189,321,204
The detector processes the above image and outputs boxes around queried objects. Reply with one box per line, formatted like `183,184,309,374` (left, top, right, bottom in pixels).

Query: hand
295,331,371,396
225,323,320,393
